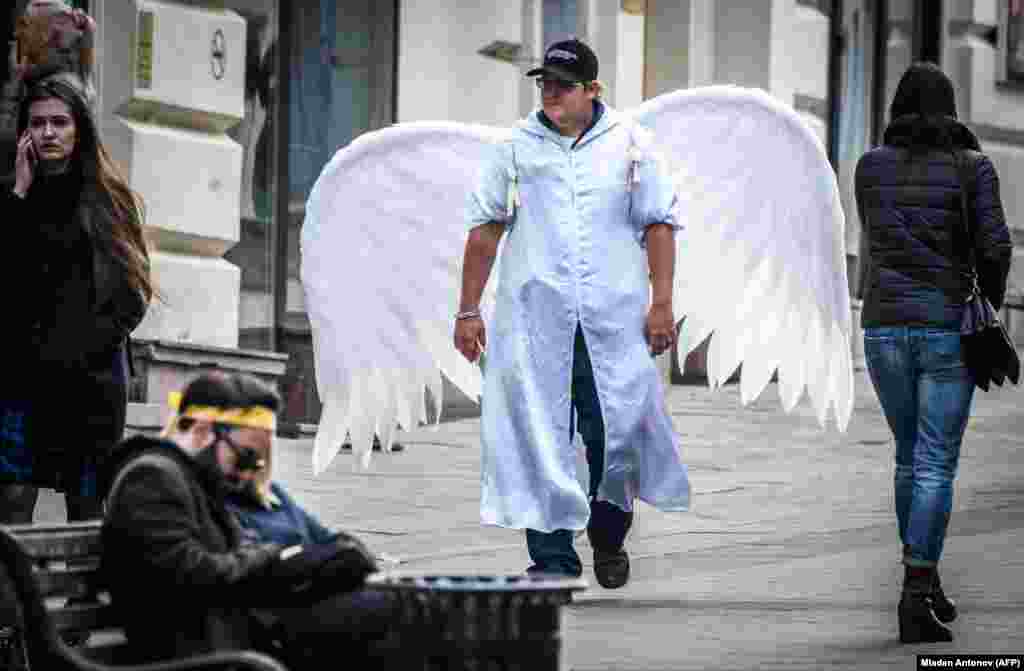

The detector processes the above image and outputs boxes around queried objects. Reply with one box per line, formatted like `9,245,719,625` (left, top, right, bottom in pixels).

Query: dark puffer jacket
855,118,1012,328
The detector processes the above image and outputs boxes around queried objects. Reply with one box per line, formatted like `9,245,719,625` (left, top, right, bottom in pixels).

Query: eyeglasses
534,78,584,94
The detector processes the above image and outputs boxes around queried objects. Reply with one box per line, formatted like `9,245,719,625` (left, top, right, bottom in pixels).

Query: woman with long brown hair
0,70,152,523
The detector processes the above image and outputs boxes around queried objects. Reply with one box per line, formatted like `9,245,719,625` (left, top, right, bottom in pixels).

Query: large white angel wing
301,123,508,473
628,86,853,431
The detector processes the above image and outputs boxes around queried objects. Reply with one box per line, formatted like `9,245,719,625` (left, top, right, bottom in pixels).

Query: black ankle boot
931,571,957,624
899,567,953,644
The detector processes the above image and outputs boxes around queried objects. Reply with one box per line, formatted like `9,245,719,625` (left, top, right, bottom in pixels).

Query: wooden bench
0,521,289,671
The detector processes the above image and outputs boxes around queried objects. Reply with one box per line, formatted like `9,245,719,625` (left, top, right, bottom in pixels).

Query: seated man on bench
102,372,395,667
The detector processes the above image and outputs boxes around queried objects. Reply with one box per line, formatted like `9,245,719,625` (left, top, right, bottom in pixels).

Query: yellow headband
164,391,277,434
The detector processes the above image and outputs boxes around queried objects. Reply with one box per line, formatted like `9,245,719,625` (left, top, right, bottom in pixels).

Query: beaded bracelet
455,309,482,321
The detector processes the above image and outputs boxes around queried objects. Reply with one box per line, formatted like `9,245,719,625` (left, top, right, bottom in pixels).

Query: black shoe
593,549,630,589
899,592,953,643
931,572,957,624
899,568,953,644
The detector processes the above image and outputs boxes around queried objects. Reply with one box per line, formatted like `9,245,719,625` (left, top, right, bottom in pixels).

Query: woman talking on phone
0,71,153,523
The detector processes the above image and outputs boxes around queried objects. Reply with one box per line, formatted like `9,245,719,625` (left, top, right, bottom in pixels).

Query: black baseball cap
526,39,599,83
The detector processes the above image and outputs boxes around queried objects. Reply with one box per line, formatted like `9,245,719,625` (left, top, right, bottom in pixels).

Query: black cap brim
525,65,581,83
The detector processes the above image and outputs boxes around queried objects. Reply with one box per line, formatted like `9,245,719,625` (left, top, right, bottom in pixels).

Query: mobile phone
27,140,38,172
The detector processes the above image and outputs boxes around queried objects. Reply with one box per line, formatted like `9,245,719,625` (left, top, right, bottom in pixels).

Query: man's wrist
455,308,481,321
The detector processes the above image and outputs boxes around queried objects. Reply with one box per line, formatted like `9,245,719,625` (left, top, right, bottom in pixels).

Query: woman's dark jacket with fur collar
855,116,1012,328
1,171,148,479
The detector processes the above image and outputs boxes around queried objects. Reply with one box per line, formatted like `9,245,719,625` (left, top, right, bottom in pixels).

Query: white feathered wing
629,86,853,431
300,123,508,473
302,86,853,476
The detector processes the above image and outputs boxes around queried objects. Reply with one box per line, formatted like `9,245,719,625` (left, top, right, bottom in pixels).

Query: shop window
544,0,579,46
278,0,396,427
1000,0,1024,85
220,1,279,353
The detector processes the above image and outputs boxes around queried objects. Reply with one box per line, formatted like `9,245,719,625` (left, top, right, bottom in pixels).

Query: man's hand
644,223,676,356
455,222,504,363
454,316,486,363
645,301,676,356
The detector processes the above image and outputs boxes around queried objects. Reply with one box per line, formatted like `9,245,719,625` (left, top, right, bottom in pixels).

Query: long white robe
467,104,691,533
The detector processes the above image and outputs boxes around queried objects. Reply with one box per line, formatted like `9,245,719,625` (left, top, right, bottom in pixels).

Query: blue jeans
863,327,974,567
525,325,633,576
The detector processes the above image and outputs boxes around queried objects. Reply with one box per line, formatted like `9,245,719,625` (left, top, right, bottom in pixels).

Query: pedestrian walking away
0,67,152,525
855,61,1013,644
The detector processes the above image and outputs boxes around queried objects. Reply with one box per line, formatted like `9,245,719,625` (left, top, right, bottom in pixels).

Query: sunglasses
213,426,266,472
534,78,585,94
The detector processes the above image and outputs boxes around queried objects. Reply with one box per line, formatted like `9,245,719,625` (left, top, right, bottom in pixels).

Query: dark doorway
274,0,398,431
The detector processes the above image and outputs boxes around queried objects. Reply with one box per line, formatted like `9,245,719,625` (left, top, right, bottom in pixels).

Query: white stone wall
396,0,524,126
397,0,646,125
946,0,1024,336
643,0,829,112
93,0,246,350
613,10,645,109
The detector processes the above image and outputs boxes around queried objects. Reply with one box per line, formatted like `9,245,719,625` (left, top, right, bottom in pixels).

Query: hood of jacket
882,114,981,152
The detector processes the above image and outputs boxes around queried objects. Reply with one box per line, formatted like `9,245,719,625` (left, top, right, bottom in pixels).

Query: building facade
644,0,1024,381
2,0,1021,433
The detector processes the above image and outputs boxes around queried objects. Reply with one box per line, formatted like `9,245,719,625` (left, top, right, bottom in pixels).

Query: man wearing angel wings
454,39,686,587
301,40,853,591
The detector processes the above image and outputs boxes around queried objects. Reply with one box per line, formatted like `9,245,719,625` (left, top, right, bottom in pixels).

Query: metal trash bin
367,573,586,671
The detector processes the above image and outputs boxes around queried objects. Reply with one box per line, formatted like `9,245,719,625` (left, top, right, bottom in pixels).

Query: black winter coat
855,119,1012,328
101,436,283,662
0,172,148,489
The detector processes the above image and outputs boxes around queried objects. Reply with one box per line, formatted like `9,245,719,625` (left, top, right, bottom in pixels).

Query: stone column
96,0,284,431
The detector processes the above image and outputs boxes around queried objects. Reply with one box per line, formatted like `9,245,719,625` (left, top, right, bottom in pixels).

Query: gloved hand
266,534,378,597
266,543,336,594
314,532,378,594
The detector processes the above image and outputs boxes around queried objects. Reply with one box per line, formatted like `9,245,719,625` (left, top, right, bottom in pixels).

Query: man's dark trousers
525,324,633,576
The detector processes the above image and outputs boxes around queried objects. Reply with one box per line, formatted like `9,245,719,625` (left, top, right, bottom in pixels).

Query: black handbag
954,153,1020,392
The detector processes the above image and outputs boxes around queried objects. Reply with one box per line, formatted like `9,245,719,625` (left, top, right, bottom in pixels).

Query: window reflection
221,2,278,352
543,0,578,46
280,0,395,426
1007,1,1024,82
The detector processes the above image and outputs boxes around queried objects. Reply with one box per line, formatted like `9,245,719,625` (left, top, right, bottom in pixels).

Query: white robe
467,104,691,532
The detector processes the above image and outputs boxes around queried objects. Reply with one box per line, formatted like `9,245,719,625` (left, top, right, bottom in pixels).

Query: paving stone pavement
36,367,1024,670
